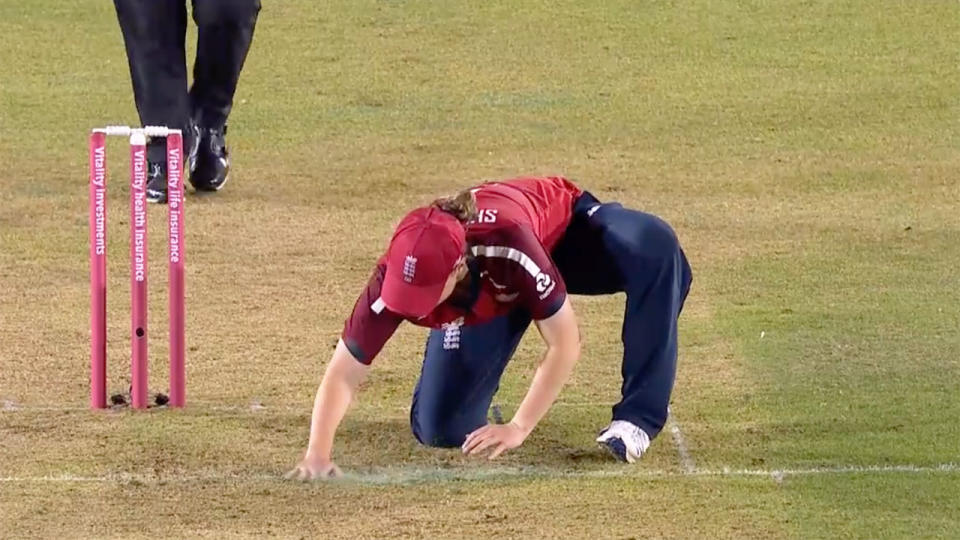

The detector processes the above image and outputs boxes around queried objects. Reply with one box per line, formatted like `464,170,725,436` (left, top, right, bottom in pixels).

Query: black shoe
145,160,168,204
190,125,230,192
144,123,200,204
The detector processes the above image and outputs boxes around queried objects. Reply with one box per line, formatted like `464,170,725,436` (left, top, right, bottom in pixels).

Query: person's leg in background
113,0,198,203
553,195,692,462
411,311,531,447
188,0,261,192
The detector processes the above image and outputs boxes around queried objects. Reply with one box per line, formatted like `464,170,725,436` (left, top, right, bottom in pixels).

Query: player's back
470,176,582,250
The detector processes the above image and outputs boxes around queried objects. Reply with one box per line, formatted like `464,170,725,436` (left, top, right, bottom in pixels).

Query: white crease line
669,422,697,474
1,464,958,486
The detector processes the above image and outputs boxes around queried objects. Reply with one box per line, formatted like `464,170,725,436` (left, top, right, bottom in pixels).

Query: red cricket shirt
343,176,583,363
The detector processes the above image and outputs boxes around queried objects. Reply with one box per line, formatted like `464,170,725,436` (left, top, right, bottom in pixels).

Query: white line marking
5,405,955,485
669,422,697,474
1,464,958,486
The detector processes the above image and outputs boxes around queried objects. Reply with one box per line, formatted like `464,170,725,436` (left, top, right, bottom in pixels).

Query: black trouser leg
189,0,261,128
113,0,190,162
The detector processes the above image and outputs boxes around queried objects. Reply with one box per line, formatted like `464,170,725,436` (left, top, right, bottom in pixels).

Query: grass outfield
1,0,958,538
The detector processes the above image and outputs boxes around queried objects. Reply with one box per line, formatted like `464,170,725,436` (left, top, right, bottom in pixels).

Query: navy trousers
410,192,693,447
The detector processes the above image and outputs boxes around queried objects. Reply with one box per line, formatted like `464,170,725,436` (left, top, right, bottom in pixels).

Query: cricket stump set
88,126,186,409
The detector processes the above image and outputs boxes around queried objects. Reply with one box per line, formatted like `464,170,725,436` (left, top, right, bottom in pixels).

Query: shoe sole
146,190,167,204
191,161,230,192
209,170,230,191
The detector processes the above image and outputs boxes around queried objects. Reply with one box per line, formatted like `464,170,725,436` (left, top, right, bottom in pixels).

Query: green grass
1,0,959,538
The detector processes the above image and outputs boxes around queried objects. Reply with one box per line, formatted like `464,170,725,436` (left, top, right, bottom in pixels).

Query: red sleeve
341,264,403,364
517,231,567,320
481,225,567,320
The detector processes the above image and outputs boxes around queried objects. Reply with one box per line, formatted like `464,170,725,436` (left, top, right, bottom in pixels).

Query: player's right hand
285,453,343,481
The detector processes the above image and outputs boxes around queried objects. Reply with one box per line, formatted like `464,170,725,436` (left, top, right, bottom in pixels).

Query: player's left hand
462,422,528,459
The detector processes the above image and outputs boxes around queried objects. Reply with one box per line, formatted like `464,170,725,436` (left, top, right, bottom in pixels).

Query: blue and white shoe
596,420,650,463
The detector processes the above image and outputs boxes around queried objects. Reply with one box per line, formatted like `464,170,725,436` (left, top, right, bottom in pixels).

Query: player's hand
462,422,529,460
285,452,343,481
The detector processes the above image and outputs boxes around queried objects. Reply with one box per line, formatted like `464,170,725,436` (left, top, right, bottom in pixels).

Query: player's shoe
190,125,230,192
145,159,168,204
596,420,650,463
145,123,200,204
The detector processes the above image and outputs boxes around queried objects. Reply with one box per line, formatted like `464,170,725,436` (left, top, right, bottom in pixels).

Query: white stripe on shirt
470,245,542,278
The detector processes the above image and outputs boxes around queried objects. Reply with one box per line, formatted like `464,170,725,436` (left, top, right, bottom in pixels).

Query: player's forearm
511,342,580,435
305,376,353,459
305,340,368,459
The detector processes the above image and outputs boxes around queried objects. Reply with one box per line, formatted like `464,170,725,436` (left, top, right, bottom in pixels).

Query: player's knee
410,406,472,448
411,419,468,448
193,0,260,26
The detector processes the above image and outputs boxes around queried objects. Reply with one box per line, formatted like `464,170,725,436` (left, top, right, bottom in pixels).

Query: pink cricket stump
129,131,149,408
167,132,186,407
89,131,108,409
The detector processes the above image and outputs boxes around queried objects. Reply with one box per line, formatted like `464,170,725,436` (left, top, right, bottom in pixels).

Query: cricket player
288,176,692,479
